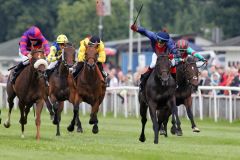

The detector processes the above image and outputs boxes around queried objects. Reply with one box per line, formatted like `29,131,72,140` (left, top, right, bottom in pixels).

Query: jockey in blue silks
131,24,180,91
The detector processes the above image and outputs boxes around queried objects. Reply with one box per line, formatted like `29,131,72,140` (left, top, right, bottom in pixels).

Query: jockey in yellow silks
73,35,108,80
45,34,68,77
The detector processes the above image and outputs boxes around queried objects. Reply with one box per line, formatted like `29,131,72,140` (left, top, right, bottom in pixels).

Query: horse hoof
139,135,146,142
176,130,183,136
21,134,25,138
160,129,166,135
77,127,83,133
171,126,176,135
67,124,74,132
193,127,200,133
52,119,58,125
92,124,99,134
56,133,60,136
154,140,158,144
4,122,10,128
164,134,168,138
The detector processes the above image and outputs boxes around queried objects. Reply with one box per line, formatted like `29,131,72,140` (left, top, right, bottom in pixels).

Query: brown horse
4,49,48,140
68,43,106,134
44,45,80,136
175,56,200,132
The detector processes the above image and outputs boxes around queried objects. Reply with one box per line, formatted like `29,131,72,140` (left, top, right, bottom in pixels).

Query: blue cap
156,31,170,42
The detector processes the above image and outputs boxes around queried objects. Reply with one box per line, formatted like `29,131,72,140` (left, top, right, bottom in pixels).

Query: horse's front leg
18,101,26,138
67,104,79,132
148,101,159,144
184,96,200,132
45,97,54,120
89,102,100,134
4,92,16,128
35,99,44,140
139,101,148,142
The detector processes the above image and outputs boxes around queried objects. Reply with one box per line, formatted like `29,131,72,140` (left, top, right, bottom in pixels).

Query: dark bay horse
175,56,200,132
45,45,78,136
68,43,106,134
139,52,181,144
4,49,48,140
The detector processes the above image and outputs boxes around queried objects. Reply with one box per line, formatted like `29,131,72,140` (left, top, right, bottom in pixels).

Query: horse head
84,42,98,70
61,45,76,68
31,49,48,75
155,53,171,86
183,56,199,91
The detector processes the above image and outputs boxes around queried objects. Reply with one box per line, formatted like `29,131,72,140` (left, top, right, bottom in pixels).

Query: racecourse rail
0,83,240,123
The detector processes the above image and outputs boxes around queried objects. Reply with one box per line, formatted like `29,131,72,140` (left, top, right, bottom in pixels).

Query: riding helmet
56,34,69,43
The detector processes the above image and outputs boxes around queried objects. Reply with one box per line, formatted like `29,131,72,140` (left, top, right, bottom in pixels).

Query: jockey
131,24,181,91
175,39,206,62
10,26,50,84
73,35,108,81
46,34,69,77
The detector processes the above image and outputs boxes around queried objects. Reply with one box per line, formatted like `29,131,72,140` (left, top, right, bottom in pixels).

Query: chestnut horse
4,49,48,140
44,45,80,136
68,43,106,134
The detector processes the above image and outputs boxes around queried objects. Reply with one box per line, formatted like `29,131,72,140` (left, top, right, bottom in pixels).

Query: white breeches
18,48,29,65
149,52,157,69
47,61,58,69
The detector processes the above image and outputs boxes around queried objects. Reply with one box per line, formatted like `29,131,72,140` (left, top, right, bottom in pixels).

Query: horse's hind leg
67,104,78,132
45,97,54,120
139,101,148,142
4,91,16,128
185,97,200,132
55,101,64,136
169,96,182,136
18,101,25,138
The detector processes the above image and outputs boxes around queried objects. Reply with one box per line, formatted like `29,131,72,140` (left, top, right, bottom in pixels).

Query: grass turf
0,108,240,160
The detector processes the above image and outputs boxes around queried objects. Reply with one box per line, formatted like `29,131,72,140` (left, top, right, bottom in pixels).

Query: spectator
109,68,118,87
199,70,211,94
230,68,240,95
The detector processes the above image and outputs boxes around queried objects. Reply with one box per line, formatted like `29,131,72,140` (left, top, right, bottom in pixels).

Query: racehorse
44,45,78,136
4,49,48,140
138,52,181,144
175,56,200,132
67,43,106,134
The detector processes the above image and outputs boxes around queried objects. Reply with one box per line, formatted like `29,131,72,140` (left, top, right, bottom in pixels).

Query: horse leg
139,101,148,142
45,97,54,120
35,99,44,140
169,96,182,136
52,102,58,125
67,104,78,132
4,92,16,128
18,101,25,138
163,109,172,138
185,97,200,132
89,103,100,134
148,102,159,144
23,104,32,125
75,104,83,133
56,101,64,136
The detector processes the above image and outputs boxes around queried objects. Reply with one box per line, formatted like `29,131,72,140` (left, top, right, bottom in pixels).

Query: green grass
0,108,240,160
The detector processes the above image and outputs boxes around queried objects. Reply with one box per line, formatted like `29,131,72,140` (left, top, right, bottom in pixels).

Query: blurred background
0,0,239,93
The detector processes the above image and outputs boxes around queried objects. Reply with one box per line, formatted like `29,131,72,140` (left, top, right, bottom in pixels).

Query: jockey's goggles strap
88,41,99,46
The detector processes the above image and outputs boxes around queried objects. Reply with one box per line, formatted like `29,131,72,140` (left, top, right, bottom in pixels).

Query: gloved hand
130,24,138,32
168,54,174,60
56,55,62,60
170,59,176,66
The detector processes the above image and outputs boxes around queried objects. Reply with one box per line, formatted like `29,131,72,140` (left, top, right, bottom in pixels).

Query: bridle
155,54,171,84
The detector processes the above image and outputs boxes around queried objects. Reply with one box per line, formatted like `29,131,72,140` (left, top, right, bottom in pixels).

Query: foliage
0,0,239,43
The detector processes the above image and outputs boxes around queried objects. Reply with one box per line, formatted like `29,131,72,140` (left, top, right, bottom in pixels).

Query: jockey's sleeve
187,47,205,61
78,40,86,62
19,34,29,56
137,26,156,42
39,35,50,55
97,41,106,63
167,38,181,58
47,46,57,62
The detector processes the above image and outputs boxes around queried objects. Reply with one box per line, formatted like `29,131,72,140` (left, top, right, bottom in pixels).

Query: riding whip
133,3,143,25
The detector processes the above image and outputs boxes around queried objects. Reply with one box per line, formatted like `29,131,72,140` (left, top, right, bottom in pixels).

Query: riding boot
139,67,153,92
10,62,25,84
97,62,108,83
73,62,84,79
